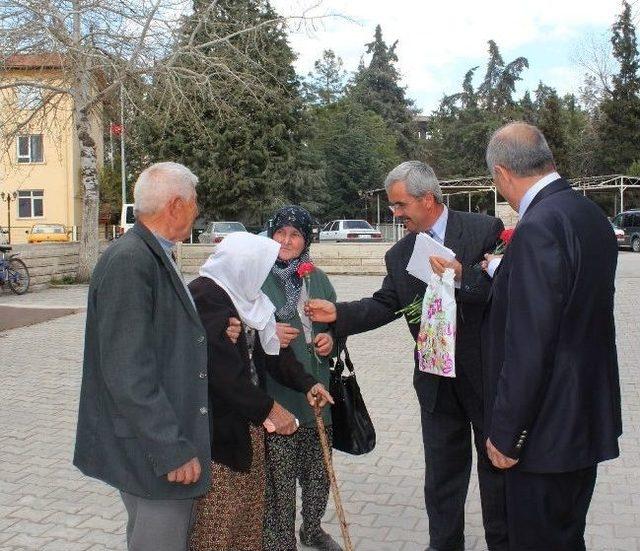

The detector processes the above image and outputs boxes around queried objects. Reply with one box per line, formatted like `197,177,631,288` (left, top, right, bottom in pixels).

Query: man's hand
486,438,518,470
276,323,300,348
226,317,242,343
167,457,202,484
306,383,334,408
305,299,337,323
481,253,502,273
266,401,299,435
429,256,462,281
314,332,333,357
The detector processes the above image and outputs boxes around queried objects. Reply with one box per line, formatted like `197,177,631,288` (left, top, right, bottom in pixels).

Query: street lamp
0,191,18,244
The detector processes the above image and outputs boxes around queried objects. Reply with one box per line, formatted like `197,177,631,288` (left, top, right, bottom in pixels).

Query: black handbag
329,338,376,455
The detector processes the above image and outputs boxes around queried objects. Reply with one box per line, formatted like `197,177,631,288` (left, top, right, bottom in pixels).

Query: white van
119,203,135,236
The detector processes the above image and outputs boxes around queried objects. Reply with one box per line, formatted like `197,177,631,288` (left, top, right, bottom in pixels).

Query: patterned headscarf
269,205,314,321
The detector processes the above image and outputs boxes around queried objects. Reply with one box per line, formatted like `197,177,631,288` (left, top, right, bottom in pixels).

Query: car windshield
343,220,373,230
33,225,65,233
214,222,246,233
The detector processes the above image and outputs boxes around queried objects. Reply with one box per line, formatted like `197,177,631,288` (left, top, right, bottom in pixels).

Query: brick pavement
1,253,639,550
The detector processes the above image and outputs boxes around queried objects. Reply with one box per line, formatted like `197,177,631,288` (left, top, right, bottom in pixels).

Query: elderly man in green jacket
75,162,213,551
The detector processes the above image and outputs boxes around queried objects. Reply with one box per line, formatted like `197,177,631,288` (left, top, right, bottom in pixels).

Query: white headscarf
199,232,281,355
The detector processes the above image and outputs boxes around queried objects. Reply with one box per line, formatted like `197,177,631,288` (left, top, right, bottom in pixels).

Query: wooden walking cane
313,401,354,551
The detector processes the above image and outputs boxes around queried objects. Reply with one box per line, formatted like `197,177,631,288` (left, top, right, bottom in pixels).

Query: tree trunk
75,101,100,282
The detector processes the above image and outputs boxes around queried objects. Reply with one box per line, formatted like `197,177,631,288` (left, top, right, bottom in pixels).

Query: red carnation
494,227,516,254
297,261,315,279
500,228,515,245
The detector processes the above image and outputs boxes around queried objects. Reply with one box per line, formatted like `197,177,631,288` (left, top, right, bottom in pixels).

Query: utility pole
120,86,127,209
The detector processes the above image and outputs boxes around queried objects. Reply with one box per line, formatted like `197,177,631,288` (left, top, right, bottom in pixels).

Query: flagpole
120,85,126,209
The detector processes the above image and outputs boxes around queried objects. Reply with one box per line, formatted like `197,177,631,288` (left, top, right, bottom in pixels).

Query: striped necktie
427,229,440,243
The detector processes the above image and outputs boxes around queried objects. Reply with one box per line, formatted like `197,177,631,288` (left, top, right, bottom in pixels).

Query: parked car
116,203,135,237
0,226,8,245
610,220,626,248
319,219,383,242
611,210,640,252
26,224,70,243
198,221,247,244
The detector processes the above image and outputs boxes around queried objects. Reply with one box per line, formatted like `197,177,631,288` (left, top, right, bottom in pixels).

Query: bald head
486,122,555,178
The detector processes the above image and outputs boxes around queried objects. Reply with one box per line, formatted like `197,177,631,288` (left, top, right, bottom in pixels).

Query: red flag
110,122,123,136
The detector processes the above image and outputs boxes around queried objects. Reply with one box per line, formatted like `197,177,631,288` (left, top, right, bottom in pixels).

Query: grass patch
50,275,78,285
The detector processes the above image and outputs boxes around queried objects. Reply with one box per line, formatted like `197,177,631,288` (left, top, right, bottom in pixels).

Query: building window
16,86,42,110
17,134,44,163
18,190,44,218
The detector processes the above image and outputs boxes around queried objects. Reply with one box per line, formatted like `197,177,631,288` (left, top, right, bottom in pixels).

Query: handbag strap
334,337,355,376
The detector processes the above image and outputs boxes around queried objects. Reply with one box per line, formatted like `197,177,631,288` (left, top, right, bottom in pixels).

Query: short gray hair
486,122,555,177
384,161,443,203
133,162,198,215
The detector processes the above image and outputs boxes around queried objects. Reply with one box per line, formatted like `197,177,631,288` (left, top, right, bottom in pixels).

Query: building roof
1,54,65,70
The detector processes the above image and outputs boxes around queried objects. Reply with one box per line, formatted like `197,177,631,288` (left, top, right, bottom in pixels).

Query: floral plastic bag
416,268,456,377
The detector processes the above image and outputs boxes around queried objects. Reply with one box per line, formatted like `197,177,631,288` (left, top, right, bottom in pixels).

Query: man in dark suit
307,161,506,551
482,122,622,550
74,162,212,551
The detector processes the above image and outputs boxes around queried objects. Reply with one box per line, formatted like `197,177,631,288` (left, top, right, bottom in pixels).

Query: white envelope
407,232,456,284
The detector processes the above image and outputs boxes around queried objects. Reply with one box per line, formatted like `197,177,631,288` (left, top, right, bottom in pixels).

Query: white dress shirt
427,206,460,288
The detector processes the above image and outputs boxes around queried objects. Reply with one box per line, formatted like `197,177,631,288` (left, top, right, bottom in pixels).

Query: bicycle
0,245,30,295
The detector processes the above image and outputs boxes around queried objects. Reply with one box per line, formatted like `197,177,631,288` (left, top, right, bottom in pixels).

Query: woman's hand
314,332,333,357
276,323,300,348
306,383,334,409
265,402,299,435
225,317,242,343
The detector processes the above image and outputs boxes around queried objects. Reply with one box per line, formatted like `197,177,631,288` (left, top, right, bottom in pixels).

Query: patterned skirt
190,425,265,551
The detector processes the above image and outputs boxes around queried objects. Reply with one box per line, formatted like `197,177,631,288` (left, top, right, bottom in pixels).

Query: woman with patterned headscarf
260,206,342,551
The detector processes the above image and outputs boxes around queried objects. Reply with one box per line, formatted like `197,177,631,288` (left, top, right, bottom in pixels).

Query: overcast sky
273,0,632,113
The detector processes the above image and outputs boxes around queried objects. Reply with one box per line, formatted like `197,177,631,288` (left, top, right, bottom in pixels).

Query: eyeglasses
388,198,419,213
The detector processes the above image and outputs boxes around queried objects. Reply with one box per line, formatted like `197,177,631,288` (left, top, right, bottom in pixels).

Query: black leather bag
329,338,376,455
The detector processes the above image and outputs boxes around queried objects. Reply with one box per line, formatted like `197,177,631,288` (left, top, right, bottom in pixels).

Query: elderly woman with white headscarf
187,232,332,551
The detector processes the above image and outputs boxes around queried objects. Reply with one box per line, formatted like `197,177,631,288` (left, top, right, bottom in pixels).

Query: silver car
198,221,247,244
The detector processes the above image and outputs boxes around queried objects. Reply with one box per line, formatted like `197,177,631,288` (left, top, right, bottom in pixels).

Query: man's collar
152,232,177,255
518,171,561,218
429,205,449,242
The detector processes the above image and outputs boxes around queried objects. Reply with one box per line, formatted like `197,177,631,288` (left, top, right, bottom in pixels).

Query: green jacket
262,269,337,426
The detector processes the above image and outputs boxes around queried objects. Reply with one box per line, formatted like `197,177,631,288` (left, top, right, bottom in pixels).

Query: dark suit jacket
74,223,211,499
188,276,317,473
334,209,504,412
482,178,622,473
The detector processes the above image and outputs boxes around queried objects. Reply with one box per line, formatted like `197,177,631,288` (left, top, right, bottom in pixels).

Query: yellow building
0,55,103,244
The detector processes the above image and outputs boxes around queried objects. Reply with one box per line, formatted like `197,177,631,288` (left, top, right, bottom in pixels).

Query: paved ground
1,253,639,550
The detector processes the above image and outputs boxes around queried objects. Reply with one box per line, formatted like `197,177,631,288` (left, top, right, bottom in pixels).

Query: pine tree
133,0,325,223
308,99,401,219
537,88,567,173
348,25,424,159
598,1,640,173
304,50,347,106
478,40,528,111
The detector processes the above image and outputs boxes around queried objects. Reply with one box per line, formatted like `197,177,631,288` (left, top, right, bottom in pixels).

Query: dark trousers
504,466,597,551
263,425,332,551
418,377,508,551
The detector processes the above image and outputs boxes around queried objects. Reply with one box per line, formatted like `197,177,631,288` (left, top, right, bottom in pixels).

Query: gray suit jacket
334,209,504,413
73,223,211,499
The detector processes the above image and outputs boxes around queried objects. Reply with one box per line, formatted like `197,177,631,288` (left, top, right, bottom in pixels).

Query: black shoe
299,525,343,551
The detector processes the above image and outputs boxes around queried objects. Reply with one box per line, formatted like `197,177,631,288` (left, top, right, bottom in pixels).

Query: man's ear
166,196,181,219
